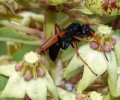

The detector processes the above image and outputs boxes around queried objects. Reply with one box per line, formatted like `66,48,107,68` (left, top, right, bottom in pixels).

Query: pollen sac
103,42,112,52
85,0,120,16
111,37,117,45
90,41,99,50
76,94,85,100
15,62,23,71
24,70,32,81
37,68,46,77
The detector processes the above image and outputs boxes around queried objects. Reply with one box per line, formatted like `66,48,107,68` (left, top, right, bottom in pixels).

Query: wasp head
82,24,94,37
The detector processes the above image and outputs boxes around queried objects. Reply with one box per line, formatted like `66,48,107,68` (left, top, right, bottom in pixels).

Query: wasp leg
73,36,95,42
72,42,97,76
89,31,109,62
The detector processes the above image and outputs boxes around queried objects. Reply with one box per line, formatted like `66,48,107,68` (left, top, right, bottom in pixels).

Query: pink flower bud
24,70,32,81
111,37,117,45
76,94,85,100
15,62,23,71
40,57,46,65
37,68,46,77
103,42,112,52
90,41,98,50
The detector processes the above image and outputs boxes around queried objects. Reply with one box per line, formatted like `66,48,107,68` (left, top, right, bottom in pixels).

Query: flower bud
24,70,32,81
37,68,46,77
112,37,117,45
40,57,46,65
76,94,85,100
103,42,112,52
90,41,98,50
15,62,23,71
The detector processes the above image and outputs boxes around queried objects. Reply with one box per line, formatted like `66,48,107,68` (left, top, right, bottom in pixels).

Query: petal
57,87,76,100
77,45,108,93
0,72,26,99
64,50,84,80
107,51,117,87
26,77,47,100
108,69,120,97
113,34,120,66
0,64,15,77
107,51,120,97
45,71,59,100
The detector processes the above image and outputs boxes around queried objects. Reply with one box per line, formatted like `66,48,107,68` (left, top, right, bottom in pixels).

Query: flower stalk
45,9,61,82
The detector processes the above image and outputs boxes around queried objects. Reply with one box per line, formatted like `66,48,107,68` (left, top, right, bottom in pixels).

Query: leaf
113,32,120,66
0,13,23,20
15,0,39,8
15,0,32,8
0,75,8,91
30,0,39,2
70,7,94,15
0,27,41,45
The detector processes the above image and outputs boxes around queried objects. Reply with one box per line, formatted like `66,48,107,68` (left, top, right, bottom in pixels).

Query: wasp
37,23,107,76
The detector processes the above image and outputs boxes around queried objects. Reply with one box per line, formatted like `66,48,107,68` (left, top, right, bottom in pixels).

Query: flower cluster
0,51,59,100
64,24,120,98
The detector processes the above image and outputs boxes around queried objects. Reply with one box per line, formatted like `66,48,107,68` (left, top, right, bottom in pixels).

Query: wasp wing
49,42,60,61
49,36,62,61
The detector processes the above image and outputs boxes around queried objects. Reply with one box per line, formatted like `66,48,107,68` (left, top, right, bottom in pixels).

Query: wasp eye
83,30,86,33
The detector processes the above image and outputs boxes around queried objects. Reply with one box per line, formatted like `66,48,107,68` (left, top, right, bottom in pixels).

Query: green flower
64,44,109,93
0,52,59,100
64,25,120,98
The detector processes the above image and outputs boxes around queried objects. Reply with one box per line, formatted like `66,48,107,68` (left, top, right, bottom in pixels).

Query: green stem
45,10,59,82
0,20,43,38
45,10,56,39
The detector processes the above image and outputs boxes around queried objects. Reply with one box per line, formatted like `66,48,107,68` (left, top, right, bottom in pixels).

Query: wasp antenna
72,42,97,76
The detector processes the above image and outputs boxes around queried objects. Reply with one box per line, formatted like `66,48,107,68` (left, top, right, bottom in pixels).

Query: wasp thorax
15,51,46,81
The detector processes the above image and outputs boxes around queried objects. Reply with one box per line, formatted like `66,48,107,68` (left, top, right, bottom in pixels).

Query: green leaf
0,27,41,45
0,75,8,91
0,13,23,20
15,0,39,8
30,0,39,2
70,7,93,15
15,0,32,8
